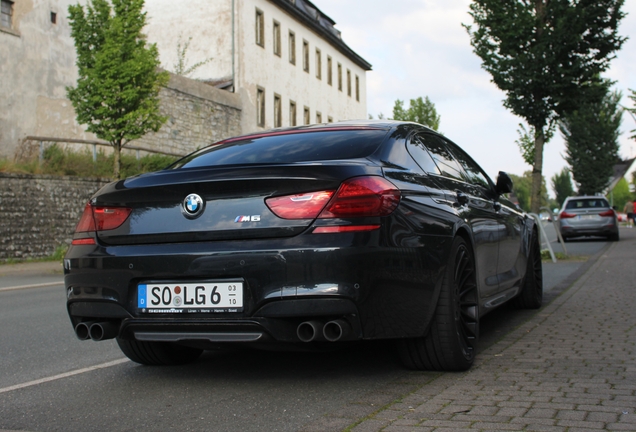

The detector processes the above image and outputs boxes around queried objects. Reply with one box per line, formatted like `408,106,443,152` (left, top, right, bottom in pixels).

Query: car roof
214,120,435,146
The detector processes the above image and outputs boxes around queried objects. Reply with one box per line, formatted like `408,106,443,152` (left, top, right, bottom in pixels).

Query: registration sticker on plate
138,281,243,313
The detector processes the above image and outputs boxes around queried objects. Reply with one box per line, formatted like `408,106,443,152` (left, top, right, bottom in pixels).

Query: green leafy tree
67,0,169,179
609,178,632,211
465,0,626,213
560,87,623,195
628,89,636,140
516,123,555,166
391,96,441,131
551,167,574,208
510,171,549,212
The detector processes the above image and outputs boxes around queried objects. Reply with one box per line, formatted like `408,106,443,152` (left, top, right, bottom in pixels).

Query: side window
407,135,439,174
417,134,465,181
255,9,264,47
445,139,492,189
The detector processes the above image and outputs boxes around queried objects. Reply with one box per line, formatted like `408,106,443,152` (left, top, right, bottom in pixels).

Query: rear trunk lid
93,162,382,245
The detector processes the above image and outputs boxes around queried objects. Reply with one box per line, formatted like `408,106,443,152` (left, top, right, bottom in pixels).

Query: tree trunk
113,141,122,179
530,0,547,215
531,128,545,214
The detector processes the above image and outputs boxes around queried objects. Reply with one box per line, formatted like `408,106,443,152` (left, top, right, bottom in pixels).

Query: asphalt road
0,225,610,432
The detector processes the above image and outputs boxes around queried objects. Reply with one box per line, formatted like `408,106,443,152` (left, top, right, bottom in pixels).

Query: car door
445,139,525,294
409,133,502,298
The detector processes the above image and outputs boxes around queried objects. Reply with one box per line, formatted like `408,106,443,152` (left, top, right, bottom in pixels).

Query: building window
327,116,333,123
255,9,264,47
50,11,57,24
327,56,332,86
315,48,322,80
273,21,281,56
288,31,296,65
302,40,309,73
337,63,342,91
1,0,13,29
257,87,265,127
304,106,310,125
347,69,352,97
289,101,297,126
274,94,282,127
355,75,360,102
316,112,322,123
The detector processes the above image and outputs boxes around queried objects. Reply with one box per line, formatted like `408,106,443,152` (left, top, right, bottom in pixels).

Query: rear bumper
64,235,448,345
559,221,618,238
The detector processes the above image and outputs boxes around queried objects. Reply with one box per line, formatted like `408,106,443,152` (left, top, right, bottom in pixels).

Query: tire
116,338,203,366
397,236,479,371
608,232,619,242
513,229,543,309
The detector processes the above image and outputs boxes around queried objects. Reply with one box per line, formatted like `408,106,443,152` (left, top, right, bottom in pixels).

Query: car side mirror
495,171,513,195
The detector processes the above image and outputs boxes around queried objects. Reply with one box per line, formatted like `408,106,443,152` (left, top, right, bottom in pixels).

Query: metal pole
530,212,557,263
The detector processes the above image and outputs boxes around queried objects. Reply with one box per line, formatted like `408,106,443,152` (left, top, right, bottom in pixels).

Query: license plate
578,215,598,220
138,281,243,313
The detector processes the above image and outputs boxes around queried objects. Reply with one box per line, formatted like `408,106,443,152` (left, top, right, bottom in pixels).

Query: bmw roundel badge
182,193,204,218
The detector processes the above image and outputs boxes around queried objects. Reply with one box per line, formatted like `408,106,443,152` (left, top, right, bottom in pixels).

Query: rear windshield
169,129,388,169
565,198,609,209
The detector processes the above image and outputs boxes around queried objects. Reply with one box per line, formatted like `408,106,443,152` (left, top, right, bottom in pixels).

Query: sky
315,0,636,197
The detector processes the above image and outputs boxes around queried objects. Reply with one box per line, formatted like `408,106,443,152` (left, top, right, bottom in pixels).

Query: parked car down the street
63,120,543,372
557,196,619,242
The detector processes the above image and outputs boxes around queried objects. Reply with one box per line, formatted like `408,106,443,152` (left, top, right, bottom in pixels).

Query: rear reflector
74,203,132,233
313,225,380,234
71,238,96,245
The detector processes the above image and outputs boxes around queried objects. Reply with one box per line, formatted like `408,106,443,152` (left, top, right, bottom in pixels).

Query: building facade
143,0,371,134
0,0,86,159
0,0,371,159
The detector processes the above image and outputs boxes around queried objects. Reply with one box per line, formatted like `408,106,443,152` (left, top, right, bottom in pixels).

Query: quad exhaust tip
323,319,350,342
75,321,118,341
297,319,351,343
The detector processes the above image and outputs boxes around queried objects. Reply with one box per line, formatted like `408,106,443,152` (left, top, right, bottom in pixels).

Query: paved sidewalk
303,229,636,431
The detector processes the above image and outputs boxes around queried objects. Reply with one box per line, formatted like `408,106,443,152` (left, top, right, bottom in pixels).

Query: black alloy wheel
116,338,203,366
397,236,479,371
513,229,543,309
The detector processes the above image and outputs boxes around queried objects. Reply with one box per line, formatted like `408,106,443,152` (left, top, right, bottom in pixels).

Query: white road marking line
0,358,129,394
0,281,63,292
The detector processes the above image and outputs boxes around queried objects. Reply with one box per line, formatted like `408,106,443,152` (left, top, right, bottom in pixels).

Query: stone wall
0,173,111,260
126,73,242,156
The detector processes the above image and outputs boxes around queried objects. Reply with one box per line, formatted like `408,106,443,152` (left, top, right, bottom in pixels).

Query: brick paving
302,229,636,431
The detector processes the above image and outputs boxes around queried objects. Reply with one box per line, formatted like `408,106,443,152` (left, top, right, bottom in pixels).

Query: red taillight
74,203,132,233
75,203,97,232
266,191,335,219
599,209,615,217
93,206,132,230
265,177,401,221
319,176,400,218
559,211,576,219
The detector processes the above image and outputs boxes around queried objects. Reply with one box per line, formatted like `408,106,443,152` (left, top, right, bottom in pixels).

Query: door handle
456,192,469,206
